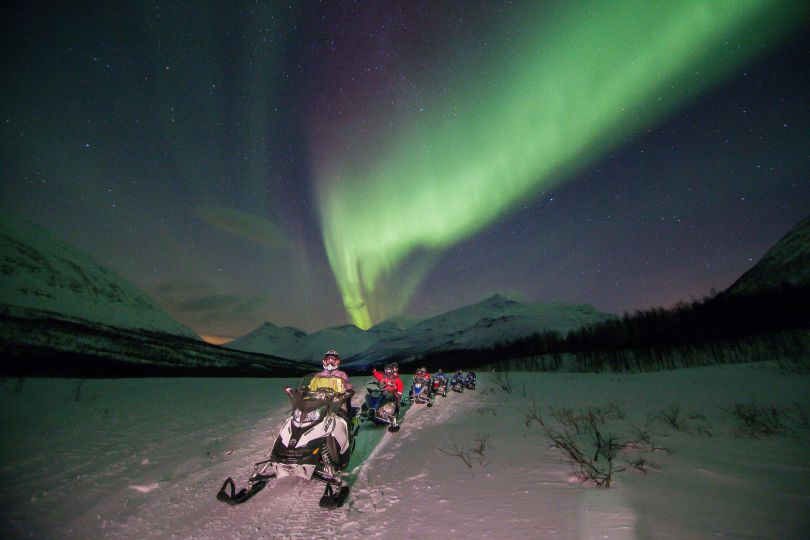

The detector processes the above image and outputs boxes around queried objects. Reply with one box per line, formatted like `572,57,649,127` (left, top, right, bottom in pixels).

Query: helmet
383,364,394,376
456,369,462,375
438,368,443,374
322,349,340,372
391,363,399,375
417,367,427,375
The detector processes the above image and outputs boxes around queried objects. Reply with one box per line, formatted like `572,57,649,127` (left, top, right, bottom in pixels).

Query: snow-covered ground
1,363,809,539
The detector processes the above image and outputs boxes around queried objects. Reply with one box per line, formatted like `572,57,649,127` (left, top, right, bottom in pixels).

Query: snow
1,362,809,538
728,214,810,294
225,322,398,363
225,295,612,367
345,295,613,369
0,212,198,339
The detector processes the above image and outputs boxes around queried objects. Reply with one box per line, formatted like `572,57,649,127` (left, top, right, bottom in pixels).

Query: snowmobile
409,378,434,406
217,373,357,508
450,373,465,393
432,375,448,397
359,378,402,432
464,371,477,390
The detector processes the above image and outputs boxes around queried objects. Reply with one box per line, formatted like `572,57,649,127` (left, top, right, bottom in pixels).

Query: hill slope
0,213,197,338
727,214,810,294
225,320,403,363
345,294,614,368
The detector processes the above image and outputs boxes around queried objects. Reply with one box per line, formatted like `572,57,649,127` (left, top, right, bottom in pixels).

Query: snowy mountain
726,214,810,294
344,294,614,369
225,320,405,363
0,212,198,338
226,295,610,367
0,214,307,377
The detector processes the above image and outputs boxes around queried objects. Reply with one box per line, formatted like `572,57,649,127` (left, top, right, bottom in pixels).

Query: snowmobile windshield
288,373,349,415
365,378,384,396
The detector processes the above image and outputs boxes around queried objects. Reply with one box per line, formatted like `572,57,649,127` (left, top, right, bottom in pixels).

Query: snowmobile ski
216,472,273,505
319,483,350,508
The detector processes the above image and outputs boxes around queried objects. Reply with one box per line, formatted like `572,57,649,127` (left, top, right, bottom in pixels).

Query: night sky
3,1,809,342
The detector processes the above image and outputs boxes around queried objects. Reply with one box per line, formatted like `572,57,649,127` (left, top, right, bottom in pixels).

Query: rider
312,349,355,417
372,363,404,412
415,366,431,383
372,364,403,395
314,349,353,390
412,366,432,399
433,368,448,390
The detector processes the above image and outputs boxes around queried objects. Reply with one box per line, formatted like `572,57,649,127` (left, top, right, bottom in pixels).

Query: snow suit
372,369,403,396
310,369,355,419
413,371,431,398
311,368,353,391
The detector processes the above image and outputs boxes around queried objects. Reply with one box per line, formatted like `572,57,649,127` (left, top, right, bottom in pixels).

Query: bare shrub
2,378,26,394
495,372,513,393
627,456,662,474
790,403,809,431
438,432,491,469
725,401,805,438
655,404,710,435
539,410,624,487
70,379,86,402
528,403,668,487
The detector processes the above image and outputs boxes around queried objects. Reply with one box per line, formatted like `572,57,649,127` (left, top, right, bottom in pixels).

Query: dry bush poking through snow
437,432,491,469
726,401,809,438
526,401,668,488
655,404,711,436
495,372,513,393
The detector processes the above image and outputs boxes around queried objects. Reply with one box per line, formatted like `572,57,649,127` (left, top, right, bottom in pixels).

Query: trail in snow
2,364,809,538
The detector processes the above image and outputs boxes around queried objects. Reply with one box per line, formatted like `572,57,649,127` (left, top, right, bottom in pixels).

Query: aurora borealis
314,0,805,328
2,1,809,338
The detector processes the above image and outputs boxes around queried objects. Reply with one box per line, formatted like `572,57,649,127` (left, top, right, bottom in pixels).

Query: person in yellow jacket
309,349,356,419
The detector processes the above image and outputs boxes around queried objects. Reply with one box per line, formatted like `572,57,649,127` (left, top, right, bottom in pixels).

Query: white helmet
322,349,340,372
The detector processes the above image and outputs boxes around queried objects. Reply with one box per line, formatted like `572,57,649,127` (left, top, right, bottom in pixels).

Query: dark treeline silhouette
411,283,810,373
0,308,311,378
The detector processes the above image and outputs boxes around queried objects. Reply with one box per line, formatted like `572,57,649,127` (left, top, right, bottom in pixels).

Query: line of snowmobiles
217,370,477,509
451,371,476,392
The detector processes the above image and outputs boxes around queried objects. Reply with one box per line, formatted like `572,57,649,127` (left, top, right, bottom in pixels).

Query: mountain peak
727,214,810,294
479,293,517,307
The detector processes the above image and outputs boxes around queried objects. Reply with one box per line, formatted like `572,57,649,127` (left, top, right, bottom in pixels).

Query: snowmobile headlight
304,409,321,423
293,409,303,422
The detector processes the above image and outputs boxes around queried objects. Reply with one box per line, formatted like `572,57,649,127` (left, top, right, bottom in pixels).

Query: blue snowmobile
409,376,434,407
450,370,465,393
432,372,449,397
359,378,402,432
464,371,477,390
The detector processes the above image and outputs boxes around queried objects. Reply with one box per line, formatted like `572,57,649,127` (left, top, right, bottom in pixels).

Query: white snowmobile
217,373,358,508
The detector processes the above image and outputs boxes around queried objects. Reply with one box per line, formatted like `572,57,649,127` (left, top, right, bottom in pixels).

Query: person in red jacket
414,366,431,383
372,364,404,425
372,364,403,398
412,366,432,399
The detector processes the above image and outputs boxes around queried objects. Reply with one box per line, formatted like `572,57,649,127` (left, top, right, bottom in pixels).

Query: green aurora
315,0,807,329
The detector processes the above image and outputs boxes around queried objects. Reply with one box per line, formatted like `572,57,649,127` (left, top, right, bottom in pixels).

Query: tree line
413,283,810,372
